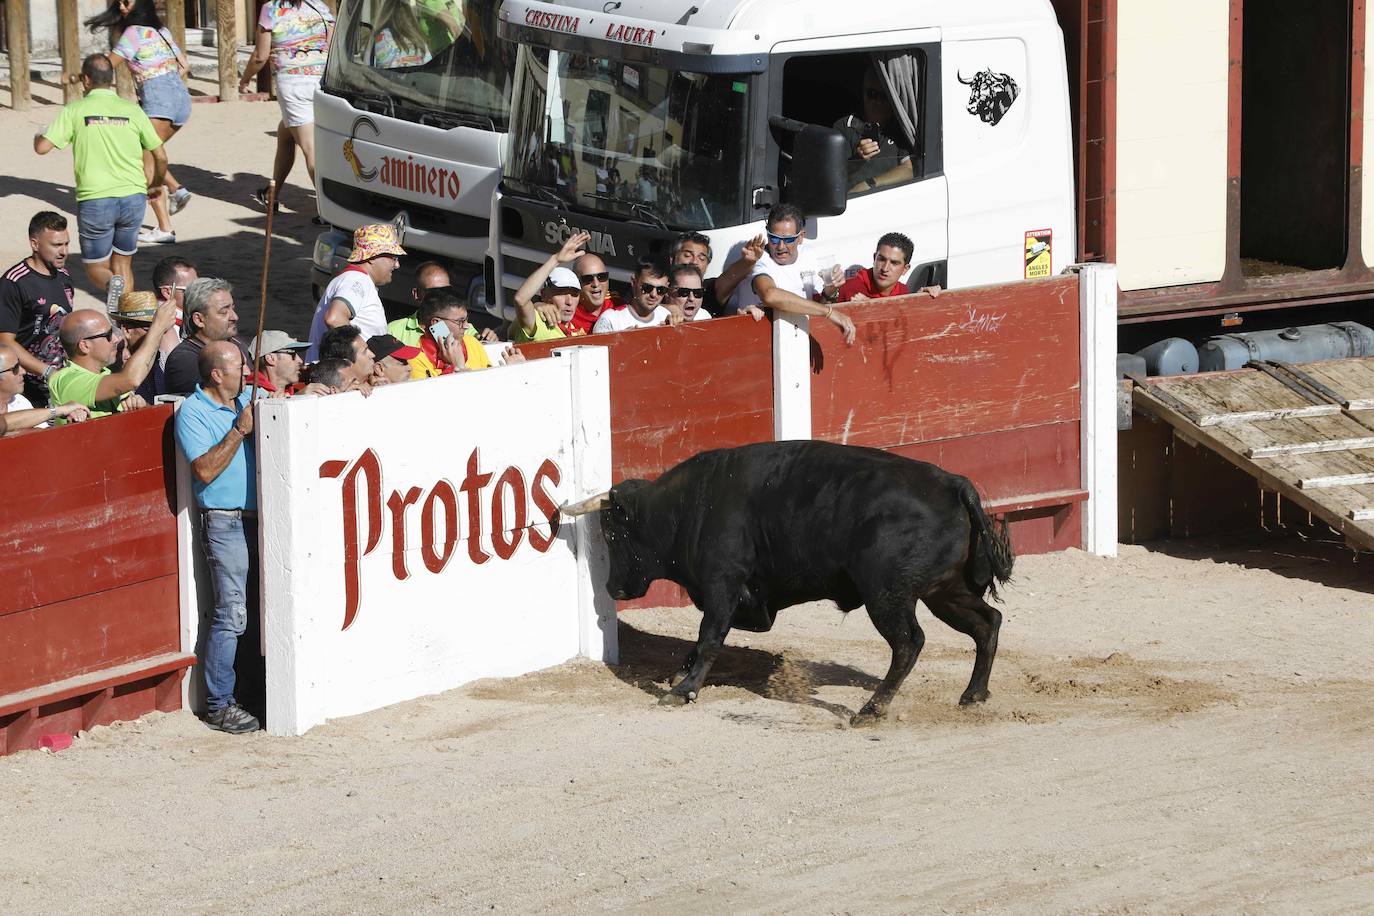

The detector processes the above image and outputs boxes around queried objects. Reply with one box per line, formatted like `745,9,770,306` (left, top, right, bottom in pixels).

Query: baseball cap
250,329,309,361
368,334,421,362
546,266,580,291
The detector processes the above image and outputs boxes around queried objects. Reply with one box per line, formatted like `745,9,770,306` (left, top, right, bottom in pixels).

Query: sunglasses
766,232,801,245
640,282,669,296
83,327,116,342
1,361,20,375
579,271,610,284
674,287,703,299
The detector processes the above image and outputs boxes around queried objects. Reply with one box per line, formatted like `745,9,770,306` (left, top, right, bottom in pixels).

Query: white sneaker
138,228,176,244
169,187,192,215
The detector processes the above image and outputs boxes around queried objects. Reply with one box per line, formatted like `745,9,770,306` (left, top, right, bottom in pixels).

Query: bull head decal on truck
958,69,1020,126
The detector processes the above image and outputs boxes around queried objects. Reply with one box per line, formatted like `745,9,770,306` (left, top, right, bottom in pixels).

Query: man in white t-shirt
592,258,676,334
741,203,856,344
307,223,406,361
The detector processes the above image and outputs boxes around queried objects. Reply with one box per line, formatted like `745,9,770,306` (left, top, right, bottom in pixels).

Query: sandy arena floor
1,538,1372,913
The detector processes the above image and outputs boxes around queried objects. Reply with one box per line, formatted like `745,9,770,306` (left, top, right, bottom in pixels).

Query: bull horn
559,491,611,517
956,69,974,85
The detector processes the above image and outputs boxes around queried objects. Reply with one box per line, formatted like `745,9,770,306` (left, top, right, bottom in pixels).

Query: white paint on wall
256,350,613,736
1115,2,1230,291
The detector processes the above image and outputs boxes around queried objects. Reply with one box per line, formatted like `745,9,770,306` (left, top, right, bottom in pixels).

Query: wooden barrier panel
0,408,193,754
811,276,1085,553
523,316,775,609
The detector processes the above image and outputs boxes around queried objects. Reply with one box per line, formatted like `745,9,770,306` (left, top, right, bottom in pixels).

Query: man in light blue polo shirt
174,340,260,735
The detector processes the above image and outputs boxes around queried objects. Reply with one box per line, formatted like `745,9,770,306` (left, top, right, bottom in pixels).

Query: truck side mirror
771,118,849,218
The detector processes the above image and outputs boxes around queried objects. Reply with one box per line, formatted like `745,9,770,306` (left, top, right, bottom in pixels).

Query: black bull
562,441,1014,725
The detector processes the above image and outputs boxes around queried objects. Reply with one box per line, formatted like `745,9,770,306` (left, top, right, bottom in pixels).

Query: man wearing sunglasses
669,264,768,323
569,252,625,333
592,257,676,334
0,344,90,435
834,67,915,195
742,204,857,344
669,231,765,317
48,300,176,422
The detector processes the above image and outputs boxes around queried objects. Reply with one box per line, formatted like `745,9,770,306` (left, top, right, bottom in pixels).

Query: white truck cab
489,0,1075,311
311,0,514,304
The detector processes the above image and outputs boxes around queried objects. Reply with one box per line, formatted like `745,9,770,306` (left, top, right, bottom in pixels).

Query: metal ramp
1129,357,1374,551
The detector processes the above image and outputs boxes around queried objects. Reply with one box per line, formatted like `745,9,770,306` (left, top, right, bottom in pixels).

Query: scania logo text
543,221,617,256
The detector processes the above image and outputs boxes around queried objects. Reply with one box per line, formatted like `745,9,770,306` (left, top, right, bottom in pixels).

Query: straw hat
111,290,158,323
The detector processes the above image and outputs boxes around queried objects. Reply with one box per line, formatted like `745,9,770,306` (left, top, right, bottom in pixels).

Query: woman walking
239,0,335,214
85,0,193,246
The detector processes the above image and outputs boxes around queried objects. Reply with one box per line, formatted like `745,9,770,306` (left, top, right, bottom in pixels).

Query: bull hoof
658,689,695,707
668,670,688,688
849,704,884,728
959,688,990,706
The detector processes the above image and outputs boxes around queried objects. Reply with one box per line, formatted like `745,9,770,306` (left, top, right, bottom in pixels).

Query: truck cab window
780,51,924,198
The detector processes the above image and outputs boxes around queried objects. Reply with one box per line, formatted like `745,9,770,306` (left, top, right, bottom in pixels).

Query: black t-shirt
0,259,75,405
832,114,912,189
164,336,251,397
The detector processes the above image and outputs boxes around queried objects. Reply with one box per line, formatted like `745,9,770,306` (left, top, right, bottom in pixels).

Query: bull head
559,491,610,517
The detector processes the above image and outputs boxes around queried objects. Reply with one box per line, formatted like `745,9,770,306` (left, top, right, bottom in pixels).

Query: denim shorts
138,71,192,127
76,193,145,262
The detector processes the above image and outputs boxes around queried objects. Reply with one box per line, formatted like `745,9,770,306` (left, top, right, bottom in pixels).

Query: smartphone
429,320,451,342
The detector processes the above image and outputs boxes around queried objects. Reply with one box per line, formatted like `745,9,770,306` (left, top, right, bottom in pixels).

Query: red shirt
570,294,624,333
838,269,910,302
250,370,276,393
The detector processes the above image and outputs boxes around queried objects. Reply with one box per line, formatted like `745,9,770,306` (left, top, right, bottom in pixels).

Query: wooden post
115,59,137,101
57,0,83,103
164,0,187,59
6,0,31,111
217,0,238,101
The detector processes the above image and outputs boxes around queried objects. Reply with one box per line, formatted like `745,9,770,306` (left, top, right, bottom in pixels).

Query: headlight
313,237,335,271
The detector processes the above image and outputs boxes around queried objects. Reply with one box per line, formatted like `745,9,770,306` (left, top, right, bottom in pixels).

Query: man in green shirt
33,54,167,297
49,303,177,422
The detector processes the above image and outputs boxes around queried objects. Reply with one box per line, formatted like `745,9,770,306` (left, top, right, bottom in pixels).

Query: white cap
546,266,580,290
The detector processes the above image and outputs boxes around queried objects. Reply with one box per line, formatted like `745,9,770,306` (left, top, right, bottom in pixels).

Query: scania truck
311,0,515,307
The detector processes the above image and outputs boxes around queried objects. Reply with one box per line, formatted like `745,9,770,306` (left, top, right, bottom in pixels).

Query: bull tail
959,481,1014,602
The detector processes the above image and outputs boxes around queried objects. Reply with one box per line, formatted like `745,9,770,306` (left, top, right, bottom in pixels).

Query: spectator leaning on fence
0,343,90,434
510,231,592,344
249,329,309,394
48,300,176,422
110,290,167,402
414,289,490,376
319,324,376,389
0,211,76,409
838,232,937,302
367,334,418,386
34,54,166,300
744,203,857,345
592,257,677,334
307,223,405,360
569,252,623,333
670,231,765,317
306,357,356,392
173,340,261,735
388,261,497,346
164,277,249,396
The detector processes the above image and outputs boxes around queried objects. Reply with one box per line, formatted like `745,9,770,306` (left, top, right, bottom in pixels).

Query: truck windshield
504,46,749,230
324,0,512,131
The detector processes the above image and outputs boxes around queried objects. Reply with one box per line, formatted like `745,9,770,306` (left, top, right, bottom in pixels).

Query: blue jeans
138,71,192,126
200,511,258,712
76,193,145,262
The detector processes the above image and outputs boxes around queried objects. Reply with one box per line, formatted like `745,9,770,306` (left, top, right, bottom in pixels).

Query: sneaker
138,227,176,244
104,273,126,313
168,187,192,215
252,186,280,211
205,703,260,734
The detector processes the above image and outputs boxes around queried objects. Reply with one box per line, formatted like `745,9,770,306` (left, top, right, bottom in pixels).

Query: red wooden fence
809,276,1085,553
0,407,193,754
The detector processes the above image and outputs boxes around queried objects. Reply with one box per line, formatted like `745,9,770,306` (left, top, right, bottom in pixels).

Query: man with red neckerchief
305,223,404,361
568,251,624,333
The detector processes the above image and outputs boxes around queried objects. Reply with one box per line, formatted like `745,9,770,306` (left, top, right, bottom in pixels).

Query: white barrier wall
256,346,615,736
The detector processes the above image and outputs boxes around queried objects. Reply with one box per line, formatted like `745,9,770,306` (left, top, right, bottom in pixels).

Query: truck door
767,32,948,291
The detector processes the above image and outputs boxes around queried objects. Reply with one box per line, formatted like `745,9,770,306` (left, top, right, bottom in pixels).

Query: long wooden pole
6,0,31,111
251,181,277,400
57,0,82,103
216,0,237,101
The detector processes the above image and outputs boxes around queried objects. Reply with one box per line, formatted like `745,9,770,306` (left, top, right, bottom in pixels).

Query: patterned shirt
259,0,335,77
112,26,181,82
